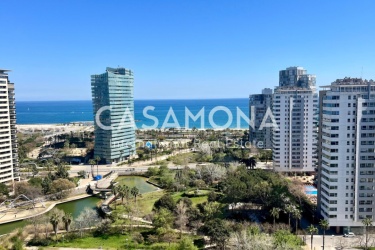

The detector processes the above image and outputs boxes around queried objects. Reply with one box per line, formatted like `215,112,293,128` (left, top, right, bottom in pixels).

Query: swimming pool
305,185,318,195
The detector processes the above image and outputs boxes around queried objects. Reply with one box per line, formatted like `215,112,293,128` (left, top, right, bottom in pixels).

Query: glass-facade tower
91,67,135,164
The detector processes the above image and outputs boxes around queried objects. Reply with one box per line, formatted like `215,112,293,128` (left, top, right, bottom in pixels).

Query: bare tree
175,200,188,237
362,217,373,250
231,230,274,250
73,207,99,236
334,237,350,250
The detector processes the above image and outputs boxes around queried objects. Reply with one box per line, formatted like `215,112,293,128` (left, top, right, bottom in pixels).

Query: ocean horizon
16,99,250,129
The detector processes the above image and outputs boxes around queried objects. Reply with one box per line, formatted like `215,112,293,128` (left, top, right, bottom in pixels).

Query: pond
115,176,159,194
0,176,157,236
0,197,101,236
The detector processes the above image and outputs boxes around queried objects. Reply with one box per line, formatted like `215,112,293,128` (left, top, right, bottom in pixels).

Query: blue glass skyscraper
91,67,135,164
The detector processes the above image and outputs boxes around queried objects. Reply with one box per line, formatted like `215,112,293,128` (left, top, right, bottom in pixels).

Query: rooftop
321,77,375,88
0,69,11,74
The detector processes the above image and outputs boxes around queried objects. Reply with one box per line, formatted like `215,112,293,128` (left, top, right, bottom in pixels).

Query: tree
175,200,188,238
95,156,101,176
153,208,174,231
88,159,96,177
118,185,130,204
284,204,294,229
362,217,373,250
199,218,230,250
270,207,281,226
51,179,75,199
154,193,176,212
248,157,257,169
74,208,99,237
241,156,257,169
77,170,86,179
49,208,63,240
146,167,159,177
55,164,69,179
292,208,302,233
111,185,119,209
41,176,52,194
307,224,318,250
62,212,73,232
0,183,9,197
273,229,304,249
319,219,329,250
131,186,140,203
170,237,198,250
31,165,39,177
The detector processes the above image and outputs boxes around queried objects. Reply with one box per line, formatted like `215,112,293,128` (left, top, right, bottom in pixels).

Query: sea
16,99,250,129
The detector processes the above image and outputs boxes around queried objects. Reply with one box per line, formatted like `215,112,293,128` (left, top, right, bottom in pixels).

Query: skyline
1,0,375,101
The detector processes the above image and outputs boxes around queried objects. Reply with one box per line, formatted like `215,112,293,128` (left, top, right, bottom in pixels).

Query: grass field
50,234,179,249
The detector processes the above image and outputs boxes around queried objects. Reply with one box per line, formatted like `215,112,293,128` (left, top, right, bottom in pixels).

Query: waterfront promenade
0,179,93,225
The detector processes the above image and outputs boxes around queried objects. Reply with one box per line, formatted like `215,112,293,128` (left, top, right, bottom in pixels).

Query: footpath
0,179,93,225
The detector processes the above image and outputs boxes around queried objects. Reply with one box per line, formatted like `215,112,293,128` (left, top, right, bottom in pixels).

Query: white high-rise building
272,67,318,172
0,69,19,186
318,78,375,232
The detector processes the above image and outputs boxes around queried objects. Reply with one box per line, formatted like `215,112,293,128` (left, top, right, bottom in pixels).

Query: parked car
344,232,355,237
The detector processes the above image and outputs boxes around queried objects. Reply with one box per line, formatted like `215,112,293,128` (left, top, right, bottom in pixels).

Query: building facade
279,66,316,89
91,67,136,164
272,67,318,172
318,78,375,231
0,70,19,185
249,88,273,149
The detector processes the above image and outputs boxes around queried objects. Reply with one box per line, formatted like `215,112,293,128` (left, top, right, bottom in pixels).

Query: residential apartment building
0,69,19,186
279,66,316,89
91,67,136,164
318,78,375,232
272,67,318,173
249,88,273,149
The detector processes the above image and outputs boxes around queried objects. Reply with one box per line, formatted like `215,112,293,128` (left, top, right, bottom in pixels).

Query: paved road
304,234,362,250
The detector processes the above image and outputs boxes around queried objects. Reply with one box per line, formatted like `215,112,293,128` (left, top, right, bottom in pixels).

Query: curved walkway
0,194,92,225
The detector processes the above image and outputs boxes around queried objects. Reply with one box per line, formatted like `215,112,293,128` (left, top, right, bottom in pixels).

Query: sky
1,0,375,101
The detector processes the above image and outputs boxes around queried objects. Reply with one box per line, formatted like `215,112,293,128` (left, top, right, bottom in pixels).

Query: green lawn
50,234,176,249
112,190,208,218
168,152,200,165
52,234,132,249
111,191,165,217
171,192,208,206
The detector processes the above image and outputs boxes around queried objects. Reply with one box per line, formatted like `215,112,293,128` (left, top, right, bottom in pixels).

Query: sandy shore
17,124,247,132
17,124,93,134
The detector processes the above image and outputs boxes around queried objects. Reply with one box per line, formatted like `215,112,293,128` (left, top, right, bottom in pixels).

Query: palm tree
307,224,318,250
49,210,61,240
270,207,281,226
95,156,101,176
362,217,373,250
249,157,257,169
111,184,119,208
284,204,294,228
88,159,95,177
118,185,129,204
319,219,329,250
131,186,140,203
292,208,302,233
62,213,72,232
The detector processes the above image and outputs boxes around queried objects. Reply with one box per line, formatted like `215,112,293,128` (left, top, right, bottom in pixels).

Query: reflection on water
115,176,158,194
0,196,100,236
0,176,156,236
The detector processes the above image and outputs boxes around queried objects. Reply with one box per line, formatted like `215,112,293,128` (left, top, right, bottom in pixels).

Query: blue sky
1,0,375,101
